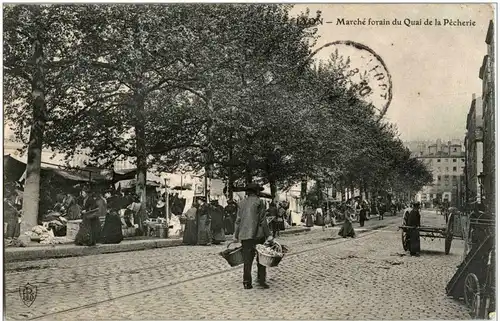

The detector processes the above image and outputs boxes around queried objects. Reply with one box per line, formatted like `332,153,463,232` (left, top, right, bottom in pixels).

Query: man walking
234,183,273,289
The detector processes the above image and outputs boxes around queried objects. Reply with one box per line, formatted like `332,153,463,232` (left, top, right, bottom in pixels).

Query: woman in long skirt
338,207,355,238
75,189,101,246
224,200,237,235
100,211,123,244
210,200,225,245
197,198,212,245
100,191,123,244
183,204,198,245
304,206,315,227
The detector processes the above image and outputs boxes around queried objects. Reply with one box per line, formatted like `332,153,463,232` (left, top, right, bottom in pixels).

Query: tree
3,4,107,231
152,4,323,200
42,5,211,229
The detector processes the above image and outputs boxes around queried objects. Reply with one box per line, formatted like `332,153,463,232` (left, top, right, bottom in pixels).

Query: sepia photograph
2,3,497,320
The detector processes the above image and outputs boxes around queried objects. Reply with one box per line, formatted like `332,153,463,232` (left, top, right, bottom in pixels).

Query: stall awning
4,155,26,182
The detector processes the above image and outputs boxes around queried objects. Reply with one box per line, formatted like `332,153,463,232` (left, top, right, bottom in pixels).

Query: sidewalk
5,226,311,263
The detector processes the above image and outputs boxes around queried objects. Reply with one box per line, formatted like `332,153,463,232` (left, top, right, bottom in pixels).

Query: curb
5,227,311,263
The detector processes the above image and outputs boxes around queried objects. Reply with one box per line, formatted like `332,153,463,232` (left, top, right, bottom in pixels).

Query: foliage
3,4,434,221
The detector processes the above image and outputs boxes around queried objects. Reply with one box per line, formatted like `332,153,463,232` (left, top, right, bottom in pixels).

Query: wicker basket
256,242,284,267
220,241,244,267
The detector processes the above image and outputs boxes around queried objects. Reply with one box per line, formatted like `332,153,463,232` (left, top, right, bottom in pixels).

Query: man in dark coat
407,202,421,256
234,183,273,289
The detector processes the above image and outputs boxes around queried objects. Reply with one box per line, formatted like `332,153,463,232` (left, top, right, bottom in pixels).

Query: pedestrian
359,203,368,227
182,202,198,245
151,197,166,219
315,207,324,226
127,195,143,234
276,202,286,235
338,204,355,238
378,200,384,220
4,186,21,239
234,183,273,289
266,202,279,237
75,186,101,246
224,200,237,235
407,202,421,256
304,205,315,227
197,197,211,246
100,189,124,244
62,191,81,221
210,199,226,245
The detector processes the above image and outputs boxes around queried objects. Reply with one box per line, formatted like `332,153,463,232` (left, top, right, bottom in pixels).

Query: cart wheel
445,219,453,255
464,273,481,318
402,229,409,251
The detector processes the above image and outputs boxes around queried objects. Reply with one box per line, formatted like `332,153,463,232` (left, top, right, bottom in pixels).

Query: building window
453,167,457,172
438,175,441,181
446,167,449,171
453,159,457,162
445,158,448,162
453,148,457,152
462,158,465,162
437,159,441,162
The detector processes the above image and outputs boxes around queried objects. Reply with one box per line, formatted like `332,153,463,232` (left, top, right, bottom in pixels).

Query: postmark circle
309,40,393,120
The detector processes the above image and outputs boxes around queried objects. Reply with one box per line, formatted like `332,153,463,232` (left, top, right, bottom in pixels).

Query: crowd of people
299,197,409,239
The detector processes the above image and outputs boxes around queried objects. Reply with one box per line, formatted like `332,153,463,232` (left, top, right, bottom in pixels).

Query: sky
291,3,494,142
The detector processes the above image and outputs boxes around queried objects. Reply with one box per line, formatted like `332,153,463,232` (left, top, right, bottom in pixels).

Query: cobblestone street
6,211,471,320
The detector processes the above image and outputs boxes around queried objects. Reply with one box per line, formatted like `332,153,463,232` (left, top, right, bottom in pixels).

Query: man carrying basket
234,183,274,290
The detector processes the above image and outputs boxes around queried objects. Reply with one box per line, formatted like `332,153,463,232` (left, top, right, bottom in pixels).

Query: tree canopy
4,4,432,230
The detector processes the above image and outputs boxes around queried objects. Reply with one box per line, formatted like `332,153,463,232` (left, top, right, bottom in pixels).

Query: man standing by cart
407,202,421,256
234,183,274,290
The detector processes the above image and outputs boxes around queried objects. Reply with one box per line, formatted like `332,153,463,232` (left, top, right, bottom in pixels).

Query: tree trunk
316,180,322,206
269,177,278,203
300,178,307,211
134,94,147,233
340,178,345,201
245,165,253,185
21,31,46,235
227,140,234,201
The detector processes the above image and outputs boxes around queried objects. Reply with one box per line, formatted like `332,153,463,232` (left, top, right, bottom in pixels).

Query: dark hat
197,196,207,202
245,183,264,193
413,202,421,208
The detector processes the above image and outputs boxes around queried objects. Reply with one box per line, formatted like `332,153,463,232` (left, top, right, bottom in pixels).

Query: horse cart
399,208,465,254
447,212,496,319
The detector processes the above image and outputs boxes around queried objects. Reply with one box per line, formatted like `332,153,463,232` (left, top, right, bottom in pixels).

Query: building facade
405,139,465,206
479,20,495,214
464,94,484,206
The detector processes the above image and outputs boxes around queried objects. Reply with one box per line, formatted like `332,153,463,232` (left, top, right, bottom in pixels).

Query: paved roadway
5,210,471,320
